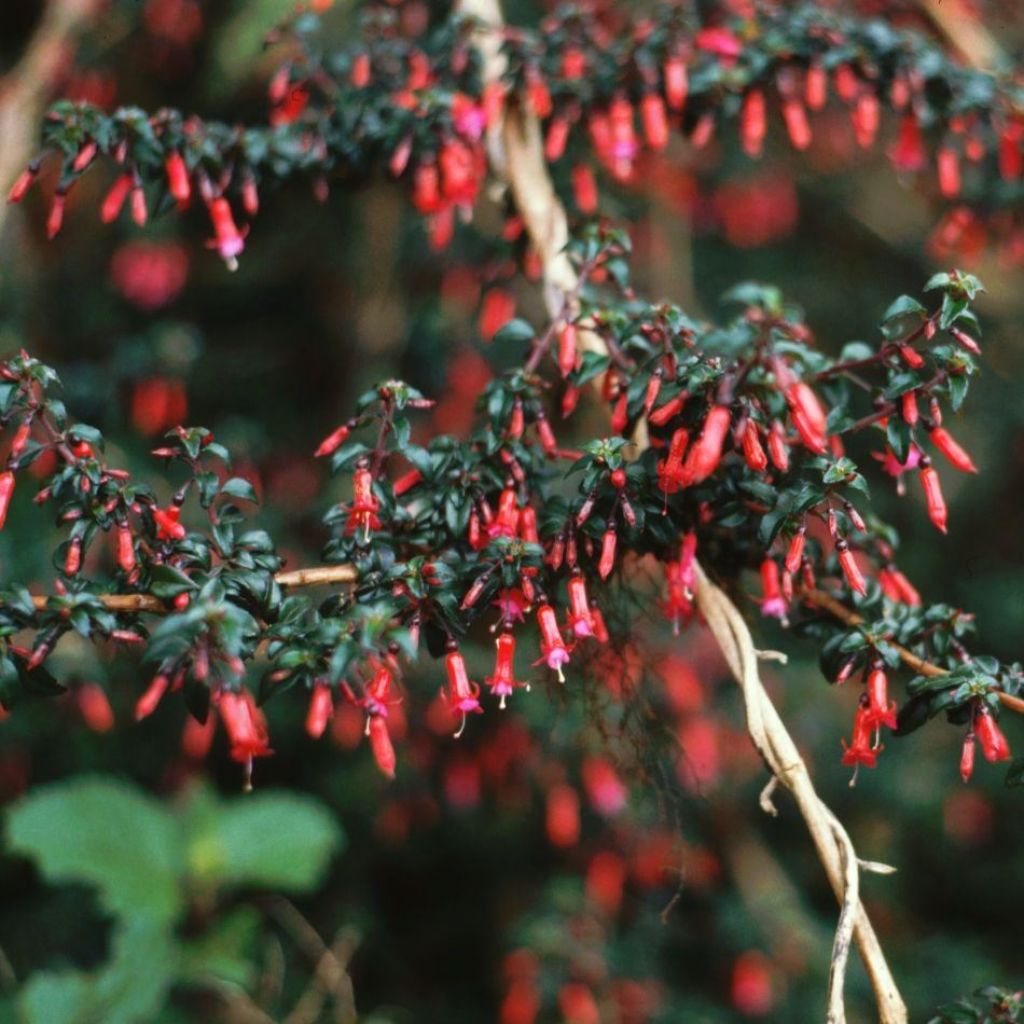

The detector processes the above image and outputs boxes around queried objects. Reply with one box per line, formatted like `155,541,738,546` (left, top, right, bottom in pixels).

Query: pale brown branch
921,0,1004,70
459,1,908,1020
29,564,357,614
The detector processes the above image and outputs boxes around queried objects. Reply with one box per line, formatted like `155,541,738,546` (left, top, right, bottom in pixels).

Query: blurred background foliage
0,0,1022,1021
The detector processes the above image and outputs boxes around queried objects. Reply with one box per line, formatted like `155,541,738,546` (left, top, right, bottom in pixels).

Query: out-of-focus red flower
110,241,188,309
131,377,188,436
546,782,581,847
714,175,799,248
144,0,203,46
731,951,775,1015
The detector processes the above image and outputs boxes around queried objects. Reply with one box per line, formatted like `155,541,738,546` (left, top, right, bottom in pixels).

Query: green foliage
5,777,344,1024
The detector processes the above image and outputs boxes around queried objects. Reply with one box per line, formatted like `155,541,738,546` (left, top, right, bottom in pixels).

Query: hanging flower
345,465,381,541
485,631,527,708
219,688,273,786
566,575,594,638
305,682,333,739
442,646,483,736
759,559,787,621
975,706,1011,763
841,698,880,773
535,603,570,681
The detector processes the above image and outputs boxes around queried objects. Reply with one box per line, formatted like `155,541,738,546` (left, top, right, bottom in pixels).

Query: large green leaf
183,788,343,893
18,919,176,1024
5,777,183,923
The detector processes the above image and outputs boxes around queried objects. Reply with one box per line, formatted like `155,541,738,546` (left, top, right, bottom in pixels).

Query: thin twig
29,563,358,614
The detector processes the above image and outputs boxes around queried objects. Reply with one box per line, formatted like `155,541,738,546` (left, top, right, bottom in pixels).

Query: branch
460,1,907,1021
29,564,357,613
804,587,1024,716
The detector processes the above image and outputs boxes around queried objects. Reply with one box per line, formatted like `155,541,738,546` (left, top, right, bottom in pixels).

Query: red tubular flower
836,540,866,596
566,575,594,638
590,604,609,644
641,92,669,150
351,52,371,88
642,372,662,417
959,731,976,783
346,466,381,540
785,382,828,453
135,673,170,721
571,163,598,214
131,184,148,227
545,116,570,161
508,399,524,439
664,55,688,111
919,461,947,533
805,63,827,109
7,165,38,204
841,699,880,770
9,419,31,460
535,412,557,456
46,191,66,240
0,471,15,531
367,715,396,778
77,683,114,733
598,526,617,580
443,647,483,735
975,707,1011,763
116,523,136,574
241,175,259,217
937,146,961,198
101,174,133,223
891,113,925,172
950,327,981,355
518,504,539,544
546,783,580,848
930,427,978,473
768,421,790,471
315,422,350,457
485,631,526,708
490,487,519,539
64,536,82,576
782,98,811,150
784,527,805,575
901,390,918,425
649,394,685,426
153,505,186,541
759,559,787,620
740,89,766,158
680,405,731,484
557,323,577,377
899,344,925,369
742,419,767,471
393,468,422,497
536,603,570,681
526,73,552,119
359,665,394,721
219,689,273,778
866,665,898,730
657,427,689,494
890,567,921,606
852,92,880,148
207,197,245,269
305,683,333,739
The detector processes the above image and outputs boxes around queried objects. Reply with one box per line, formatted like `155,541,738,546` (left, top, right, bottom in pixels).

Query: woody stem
458,1,907,1021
